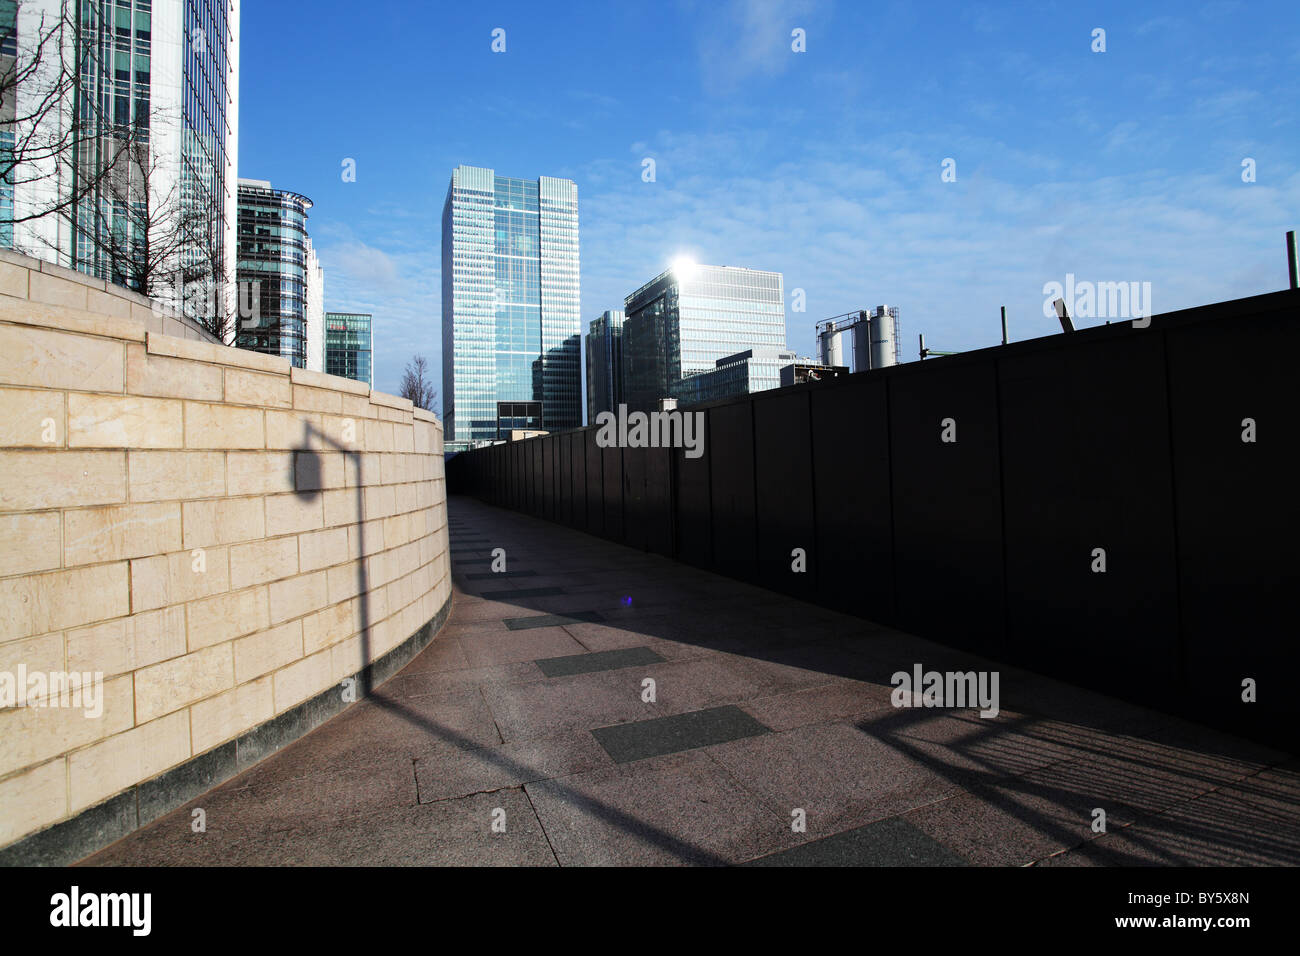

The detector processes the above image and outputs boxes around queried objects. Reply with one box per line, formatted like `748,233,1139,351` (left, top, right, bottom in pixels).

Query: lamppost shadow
293,420,372,697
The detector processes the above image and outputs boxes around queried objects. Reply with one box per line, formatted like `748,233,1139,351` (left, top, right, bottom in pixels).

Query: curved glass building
236,179,313,368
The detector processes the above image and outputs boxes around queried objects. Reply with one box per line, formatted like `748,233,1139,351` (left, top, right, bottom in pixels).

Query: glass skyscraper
622,263,785,412
585,309,624,424
325,311,373,387
441,165,580,443
5,0,240,314
236,179,314,368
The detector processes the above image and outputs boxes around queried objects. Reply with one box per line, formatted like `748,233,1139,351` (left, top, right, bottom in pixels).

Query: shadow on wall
294,421,372,696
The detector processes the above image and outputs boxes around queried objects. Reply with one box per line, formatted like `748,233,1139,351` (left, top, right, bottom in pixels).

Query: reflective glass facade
236,180,312,367
623,264,785,412
70,0,157,282
585,309,623,424
179,0,232,281
0,1,14,249
442,165,580,442
673,347,800,406
325,311,373,387
68,0,235,289
496,400,543,439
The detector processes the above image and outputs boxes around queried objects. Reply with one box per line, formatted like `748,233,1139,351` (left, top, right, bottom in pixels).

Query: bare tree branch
1,2,142,227
399,355,438,412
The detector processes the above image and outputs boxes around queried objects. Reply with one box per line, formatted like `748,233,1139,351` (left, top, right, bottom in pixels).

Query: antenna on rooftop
1053,298,1075,333
1288,230,1298,290
918,332,959,360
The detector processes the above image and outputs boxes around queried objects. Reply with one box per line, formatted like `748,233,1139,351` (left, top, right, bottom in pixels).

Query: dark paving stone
505,610,603,630
465,570,538,580
536,646,666,678
523,750,791,865
478,586,566,600
745,816,967,866
592,705,771,764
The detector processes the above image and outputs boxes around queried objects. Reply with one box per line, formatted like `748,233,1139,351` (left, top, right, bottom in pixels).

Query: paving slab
414,730,612,803
456,623,589,667
535,646,666,677
592,705,772,764
745,817,967,867
523,751,790,865
477,586,567,600
704,720,969,835
505,610,604,630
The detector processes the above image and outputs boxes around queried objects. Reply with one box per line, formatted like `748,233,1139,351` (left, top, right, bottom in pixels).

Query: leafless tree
0,1,136,228
2,3,239,342
399,355,438,411
23,106,241,341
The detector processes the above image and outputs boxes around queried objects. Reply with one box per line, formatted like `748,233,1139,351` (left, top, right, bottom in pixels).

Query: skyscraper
236,179,317,368
585,309,623,424
622,262,785,412
3,0,240,314
441,165,580,443
325,311,373,388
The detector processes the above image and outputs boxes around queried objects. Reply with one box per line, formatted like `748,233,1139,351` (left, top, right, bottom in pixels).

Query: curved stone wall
0,252,450,861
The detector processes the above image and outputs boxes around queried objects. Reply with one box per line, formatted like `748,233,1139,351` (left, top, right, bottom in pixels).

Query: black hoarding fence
447,289,1300,748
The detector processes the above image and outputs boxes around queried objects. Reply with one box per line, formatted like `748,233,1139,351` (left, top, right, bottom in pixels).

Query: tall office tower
622,262,785,412
304,236,324,372
324,311,373,387
235,179,315,368
441,165,580,443
3,0,240,317
585,309,623,424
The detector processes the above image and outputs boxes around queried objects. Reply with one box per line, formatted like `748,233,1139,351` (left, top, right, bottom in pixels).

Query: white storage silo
818,327,844,368
869,305,897,370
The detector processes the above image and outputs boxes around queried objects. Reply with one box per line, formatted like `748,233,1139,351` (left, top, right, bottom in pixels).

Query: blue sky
239,0,1299,402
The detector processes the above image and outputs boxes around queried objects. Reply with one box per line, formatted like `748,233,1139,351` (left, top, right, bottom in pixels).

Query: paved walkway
84,497,1300,866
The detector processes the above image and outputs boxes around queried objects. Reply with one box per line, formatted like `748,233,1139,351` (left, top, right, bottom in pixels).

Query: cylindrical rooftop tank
869,306,896,370
851,315,871,373
818,327,844,368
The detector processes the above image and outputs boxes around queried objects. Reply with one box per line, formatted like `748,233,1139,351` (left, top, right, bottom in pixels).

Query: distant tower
586,310,624,423
442,165,581,442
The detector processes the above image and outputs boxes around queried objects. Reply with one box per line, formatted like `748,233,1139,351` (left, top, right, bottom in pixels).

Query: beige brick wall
0,253,449,851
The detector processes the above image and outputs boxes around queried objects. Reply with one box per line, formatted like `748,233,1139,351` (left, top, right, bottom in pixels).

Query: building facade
3,0,240,321
235,179,317,368
304,237,324,372
673,347,812,406
779,358,848,387
441,165,580,442
585,309,623,424
324,311,373,387
622,263,785,412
